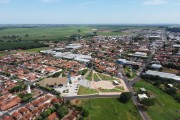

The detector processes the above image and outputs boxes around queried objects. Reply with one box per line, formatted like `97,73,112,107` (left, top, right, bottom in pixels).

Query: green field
133,80,180,120
99,86,124,93
19,47,49,53
0,26,93,41
97,73,117,81
86,71,93,81
97,30,127,36
80,98,142,120
78,86,98,95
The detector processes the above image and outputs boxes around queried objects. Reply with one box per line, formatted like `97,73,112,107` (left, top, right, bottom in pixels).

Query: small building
167,84,173,88
138,94,148,101
117,59,127,65
151,64,162,69
140,88,147,92
113,80,119,85
133,52,147,58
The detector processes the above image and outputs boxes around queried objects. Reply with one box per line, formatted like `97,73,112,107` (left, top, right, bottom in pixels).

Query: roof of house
2,116,14,120
48,112,58,120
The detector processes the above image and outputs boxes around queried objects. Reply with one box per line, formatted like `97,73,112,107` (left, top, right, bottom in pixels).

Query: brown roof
18,107,29,114
0,101,18,111
11,111,21,119
48,112,58,120
2,116,14,120
24,112,33,119
38,77,68,87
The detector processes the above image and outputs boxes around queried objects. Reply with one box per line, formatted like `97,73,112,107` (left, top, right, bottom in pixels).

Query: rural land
0,24,180,120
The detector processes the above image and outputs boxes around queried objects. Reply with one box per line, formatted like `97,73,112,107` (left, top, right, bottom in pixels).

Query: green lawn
86,71,93,81
0,26,93,41
133,80,180,120
99,86,124,93
78,86,98,95
94,73,101,81
124,67,136,79
80,98,142,120
18,47,49,53
97,31,125,36
0,52,7,57
97,73,117,81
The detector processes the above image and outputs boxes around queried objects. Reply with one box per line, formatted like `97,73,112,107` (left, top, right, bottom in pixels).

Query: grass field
97,73,117,81
97,30,126,36
133,80,180,120
79,98,142,120
99,86,124,93
162,67,179,74
86,71,93,81
124,67,136,79
77,86,98,95
0,26,93,41
18,47,49,53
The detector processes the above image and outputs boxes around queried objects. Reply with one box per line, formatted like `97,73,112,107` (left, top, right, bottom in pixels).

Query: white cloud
143,0,168,5
0,0,10,4
39,0,60,3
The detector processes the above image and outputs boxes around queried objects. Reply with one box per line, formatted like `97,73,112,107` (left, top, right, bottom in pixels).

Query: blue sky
0,0,180,24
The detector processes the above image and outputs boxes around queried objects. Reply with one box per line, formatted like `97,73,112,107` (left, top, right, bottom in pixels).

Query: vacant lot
79,98,142,120
78,86,98,95
134,80,180,120
19,47,49,53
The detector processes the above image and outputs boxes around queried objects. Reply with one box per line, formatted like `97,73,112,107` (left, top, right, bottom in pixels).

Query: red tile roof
48,112,58,120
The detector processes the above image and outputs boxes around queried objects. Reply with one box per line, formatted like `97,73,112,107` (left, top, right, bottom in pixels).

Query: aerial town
0,25,180,120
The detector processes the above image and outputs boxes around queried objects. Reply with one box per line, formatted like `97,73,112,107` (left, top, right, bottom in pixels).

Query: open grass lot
124,67,136,79
97,30,126,36
0,52,7,57
99,86,124,93
133,80,180,120
0,26,93,41
162,67,179,75
97,73,117,81
80,98,142,120
18,47,49,53
86,71,93,81
77,86,98,95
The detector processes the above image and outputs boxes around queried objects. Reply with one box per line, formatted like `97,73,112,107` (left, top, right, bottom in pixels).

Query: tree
82,108,90,117
165,88,177,96
175,94,180,103
141,98,155,107
41,111,48,118
119,92,132,103
57,106,68,118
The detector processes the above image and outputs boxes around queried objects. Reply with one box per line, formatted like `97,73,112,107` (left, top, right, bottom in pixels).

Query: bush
175,94,180,103
164,88,177,96
57,106,68,118
141,98,155,107
119,92,132,103
82,108,90,117
18,93,32,102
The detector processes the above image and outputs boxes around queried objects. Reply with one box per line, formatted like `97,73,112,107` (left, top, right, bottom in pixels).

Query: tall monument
27,85,31,94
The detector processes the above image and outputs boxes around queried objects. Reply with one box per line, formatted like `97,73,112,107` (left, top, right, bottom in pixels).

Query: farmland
0,26,93,41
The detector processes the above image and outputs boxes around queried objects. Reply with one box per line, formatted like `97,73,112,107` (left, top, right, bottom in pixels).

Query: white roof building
138,94,148,101
133,52,147,58
146,70,180,82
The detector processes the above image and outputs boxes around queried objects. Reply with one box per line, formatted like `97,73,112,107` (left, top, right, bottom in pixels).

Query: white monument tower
27,85,31,94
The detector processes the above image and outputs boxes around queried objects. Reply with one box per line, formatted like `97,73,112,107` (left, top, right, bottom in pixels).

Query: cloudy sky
0,0,180,24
